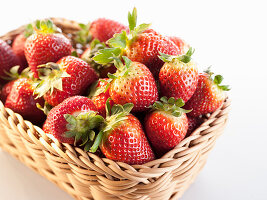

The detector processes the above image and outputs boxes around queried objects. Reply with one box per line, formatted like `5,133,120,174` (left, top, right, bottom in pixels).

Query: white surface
1,0,267,199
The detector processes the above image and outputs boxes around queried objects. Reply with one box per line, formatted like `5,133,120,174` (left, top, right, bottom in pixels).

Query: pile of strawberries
0,8,229,165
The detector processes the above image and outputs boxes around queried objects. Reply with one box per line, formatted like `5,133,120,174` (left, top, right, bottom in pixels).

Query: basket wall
0,18,230,200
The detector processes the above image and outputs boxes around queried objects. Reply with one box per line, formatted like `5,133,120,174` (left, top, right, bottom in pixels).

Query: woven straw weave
0,18,230,200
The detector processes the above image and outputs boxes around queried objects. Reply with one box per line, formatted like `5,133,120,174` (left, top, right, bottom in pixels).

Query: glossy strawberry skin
24,33,72,77
90,18,128,43
0,80,15,103
100,114,155,165
44,56,98,107
0,40,20,83
91,79,114,117
5,78,45,124
109,62,158,112
184,73,226,117
126,32,180,78
145,111,188,156
169,36,190,55
159,61,198,103
12,34,28,69
43,96,97,144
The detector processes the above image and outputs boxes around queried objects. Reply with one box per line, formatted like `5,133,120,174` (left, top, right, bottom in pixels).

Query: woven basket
0,18,230,200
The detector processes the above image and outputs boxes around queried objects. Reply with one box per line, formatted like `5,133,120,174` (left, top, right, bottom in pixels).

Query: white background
0,0,267,199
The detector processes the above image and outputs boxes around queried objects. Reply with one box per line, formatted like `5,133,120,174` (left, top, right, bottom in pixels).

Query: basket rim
0,18,231,181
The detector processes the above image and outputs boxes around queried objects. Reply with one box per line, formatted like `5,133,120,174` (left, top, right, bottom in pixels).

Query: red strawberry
168,36,190,55
93,56,158,112
0,80,15,103
0,39,20,83
5,78,45,124
158,48,198,103
89,78,114,117
91,102,155,165
144,97,189,156
105,8,180,78
184,69,230,117
12,32,32,69
0,66,33,103
24,20,72,77
186,116,203,136
43,96,104,146
90,18,128,43
34,56,98,107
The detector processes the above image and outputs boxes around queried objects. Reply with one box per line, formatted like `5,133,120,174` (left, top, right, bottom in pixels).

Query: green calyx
204,67,231,91
151,96,191,117
82,39,113,73
24,23,34,38
89,99,134,153
2,66,33,81
75,23,92,45
36,101,53,115
92,7,150,65
33,62,71,98
64,111,105,150
33,19,61,34
159,47,195,64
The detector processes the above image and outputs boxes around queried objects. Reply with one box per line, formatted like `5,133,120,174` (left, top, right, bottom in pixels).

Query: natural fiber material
0,18,230,200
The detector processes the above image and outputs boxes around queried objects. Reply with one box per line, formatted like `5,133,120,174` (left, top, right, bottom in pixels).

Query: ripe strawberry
0,80,15,103
0,39,20,83
89,78,114,117
24,20,72,77
184,68,230,117
34,56,98,107
12,34,28,69
5,78,45,124
94,56,158,112
186,116,203,136
90,18,128,43
105,8,180,78
158,48,198,103
0,66,33,103
144,97,189,157
11,24,34,70
43,96,104,146
90,102,155,165
168,36,190,55
81,39,117,78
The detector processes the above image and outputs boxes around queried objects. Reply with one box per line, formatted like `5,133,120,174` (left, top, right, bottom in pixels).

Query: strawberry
5,78,45,124
144,97,189,157
81,39,117,78
93,56,158,112
184,68,230,117
90,102,155,165
0,39,20,83
0,66,32,103
89,78,114,117
90,18,128,43
11,25,34,69
158,48,198,103
24,20,72,77
0,80,15,103
34,56,98,107
43,96,104,147
186,116,203,136
104,8,180,78
168,36,190,55
12,34,28,68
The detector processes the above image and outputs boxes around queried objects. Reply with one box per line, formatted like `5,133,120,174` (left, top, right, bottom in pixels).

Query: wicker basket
0,18,230,200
